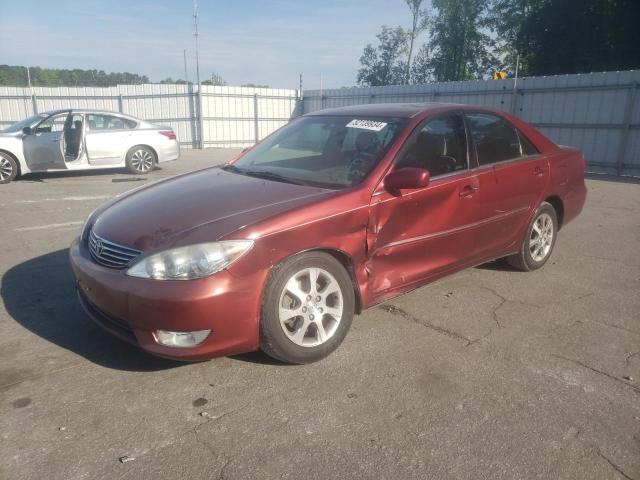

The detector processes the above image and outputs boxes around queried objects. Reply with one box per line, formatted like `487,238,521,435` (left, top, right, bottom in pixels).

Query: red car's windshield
226,115,407,189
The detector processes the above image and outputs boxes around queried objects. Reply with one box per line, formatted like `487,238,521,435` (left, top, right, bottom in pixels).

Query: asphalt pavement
1,150,639,480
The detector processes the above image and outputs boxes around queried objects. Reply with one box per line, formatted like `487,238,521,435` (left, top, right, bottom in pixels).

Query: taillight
159,130,176,140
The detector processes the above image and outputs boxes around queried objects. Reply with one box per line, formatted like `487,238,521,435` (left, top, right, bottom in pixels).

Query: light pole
193,0,203,148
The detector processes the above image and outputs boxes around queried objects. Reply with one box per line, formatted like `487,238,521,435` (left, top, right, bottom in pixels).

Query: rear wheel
0,153,18,184
507,202,558,271
260,252,355,364
125,146,155,174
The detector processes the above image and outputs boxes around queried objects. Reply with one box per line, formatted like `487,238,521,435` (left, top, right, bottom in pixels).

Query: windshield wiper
221,164,244,173
241,169,309,186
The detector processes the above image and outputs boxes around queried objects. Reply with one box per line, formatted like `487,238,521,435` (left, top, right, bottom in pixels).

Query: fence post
510,87,519,115
198,87,205,149
31,94,38,115
118,94,124,113
615,81,638,176
253,94,259,143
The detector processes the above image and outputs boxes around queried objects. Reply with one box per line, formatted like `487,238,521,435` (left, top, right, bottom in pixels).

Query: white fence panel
303,71,640,176
0,84,298,151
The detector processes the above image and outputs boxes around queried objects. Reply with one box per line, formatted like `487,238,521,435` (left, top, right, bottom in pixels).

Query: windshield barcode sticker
346,119,388,131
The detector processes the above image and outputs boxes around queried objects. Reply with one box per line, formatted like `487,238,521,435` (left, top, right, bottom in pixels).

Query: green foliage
426,0,496,81
513,0,640,76
404,0,429,84
358,0,639,85
0,65,149,87
357,26,408,86
202,73,227,86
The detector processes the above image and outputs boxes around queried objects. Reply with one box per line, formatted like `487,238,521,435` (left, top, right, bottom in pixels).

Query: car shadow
1,249,183,372
585,172,640,184
18,166,163,183
475,257,520,272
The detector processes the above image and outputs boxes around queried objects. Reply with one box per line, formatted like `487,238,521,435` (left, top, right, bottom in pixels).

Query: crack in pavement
0,362,86,391
626,351,640,366
552,354,640,394
379,304,471,345
191,402,252,459
598,451,637,480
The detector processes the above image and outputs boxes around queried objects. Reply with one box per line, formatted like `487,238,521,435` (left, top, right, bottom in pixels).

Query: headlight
126,240,253,280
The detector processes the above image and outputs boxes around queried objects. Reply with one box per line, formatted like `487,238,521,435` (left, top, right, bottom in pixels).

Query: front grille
89,229,142,269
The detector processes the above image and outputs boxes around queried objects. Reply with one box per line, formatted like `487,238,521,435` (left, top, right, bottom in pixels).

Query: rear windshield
226,116,407,189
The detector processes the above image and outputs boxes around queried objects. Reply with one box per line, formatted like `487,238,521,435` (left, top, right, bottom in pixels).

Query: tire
125,146,155,174
0,152,18,184
507,202,558,271
260,252,355,364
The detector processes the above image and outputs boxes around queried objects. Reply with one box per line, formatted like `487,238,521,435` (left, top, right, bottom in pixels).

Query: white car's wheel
126,146,155,174
0,152,18,184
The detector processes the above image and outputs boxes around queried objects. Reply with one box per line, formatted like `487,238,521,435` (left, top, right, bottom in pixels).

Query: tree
410,44,432,84
427,0,496,81
202,73,226,86
515,0,640,76
488,0,542,75
357,26,408,86
404,0,429,84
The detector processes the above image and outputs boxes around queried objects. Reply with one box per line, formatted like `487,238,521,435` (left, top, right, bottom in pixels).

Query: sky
0,0,422,89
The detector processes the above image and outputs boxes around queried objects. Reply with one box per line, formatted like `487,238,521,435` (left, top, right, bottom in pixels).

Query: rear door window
466,113,537,166
87,114,136,131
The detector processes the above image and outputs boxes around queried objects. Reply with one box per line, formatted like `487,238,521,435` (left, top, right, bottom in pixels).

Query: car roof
41,109,142,121
304,102,466,118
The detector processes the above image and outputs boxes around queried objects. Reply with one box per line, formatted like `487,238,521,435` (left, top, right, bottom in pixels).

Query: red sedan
70,103,587,364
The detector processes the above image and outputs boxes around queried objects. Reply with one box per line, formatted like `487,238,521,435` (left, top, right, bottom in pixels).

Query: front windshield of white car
224,115,407,189
3,114,48,133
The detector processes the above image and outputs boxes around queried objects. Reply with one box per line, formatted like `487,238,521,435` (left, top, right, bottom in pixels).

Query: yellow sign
493,71,507,80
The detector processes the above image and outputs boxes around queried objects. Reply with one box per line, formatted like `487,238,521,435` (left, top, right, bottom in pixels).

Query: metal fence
0,84,299,149
1,70,639,175
303,70,640,176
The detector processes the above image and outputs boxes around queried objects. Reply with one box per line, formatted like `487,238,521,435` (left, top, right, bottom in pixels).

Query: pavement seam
597,451,637,480
552,354,640,394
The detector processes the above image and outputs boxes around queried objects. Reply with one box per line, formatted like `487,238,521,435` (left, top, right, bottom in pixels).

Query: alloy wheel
278,267,344,347
130,149,153,173
529,212,554,262
0,156,13,182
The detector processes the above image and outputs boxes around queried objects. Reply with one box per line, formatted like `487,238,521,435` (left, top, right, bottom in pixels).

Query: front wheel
125,146,155,174
507,202,558,271
260,252,355,364
0,153,18,184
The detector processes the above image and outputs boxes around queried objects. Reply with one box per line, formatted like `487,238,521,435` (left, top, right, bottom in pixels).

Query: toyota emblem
95,239,104,257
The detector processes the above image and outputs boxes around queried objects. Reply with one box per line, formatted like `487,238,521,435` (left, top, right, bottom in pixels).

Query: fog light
153,329,211,348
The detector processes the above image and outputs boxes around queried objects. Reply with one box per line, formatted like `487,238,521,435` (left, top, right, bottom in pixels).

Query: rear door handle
459,185,478,197
534,166,545,176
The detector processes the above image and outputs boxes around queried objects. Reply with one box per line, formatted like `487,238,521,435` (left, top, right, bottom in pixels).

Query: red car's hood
92,168,333,252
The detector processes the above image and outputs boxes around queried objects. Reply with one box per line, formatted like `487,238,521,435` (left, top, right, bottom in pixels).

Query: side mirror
22,126,32,135
384,167,430,191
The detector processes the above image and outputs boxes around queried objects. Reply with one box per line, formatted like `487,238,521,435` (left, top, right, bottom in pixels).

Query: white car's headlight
126,240,253,280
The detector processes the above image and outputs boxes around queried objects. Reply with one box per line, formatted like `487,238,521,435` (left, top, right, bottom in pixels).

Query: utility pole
193,1,201,88
193,0,203,148
183,49,189,83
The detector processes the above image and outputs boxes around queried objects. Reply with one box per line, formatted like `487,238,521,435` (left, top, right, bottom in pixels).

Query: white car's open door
23,112,69,170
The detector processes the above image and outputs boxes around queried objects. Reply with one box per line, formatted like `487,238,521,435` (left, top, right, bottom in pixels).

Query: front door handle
534,166,545,176
459,185,478,197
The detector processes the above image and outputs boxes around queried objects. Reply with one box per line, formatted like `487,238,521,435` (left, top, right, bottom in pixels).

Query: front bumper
69,238,263,360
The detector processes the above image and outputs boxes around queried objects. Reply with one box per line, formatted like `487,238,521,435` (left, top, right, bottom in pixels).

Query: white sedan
0,109,180,184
